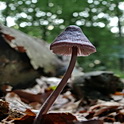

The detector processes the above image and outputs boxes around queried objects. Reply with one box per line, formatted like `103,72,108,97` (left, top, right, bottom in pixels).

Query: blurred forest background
0,0,124,76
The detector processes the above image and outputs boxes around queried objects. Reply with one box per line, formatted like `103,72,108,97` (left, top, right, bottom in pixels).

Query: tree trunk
115,1,124,71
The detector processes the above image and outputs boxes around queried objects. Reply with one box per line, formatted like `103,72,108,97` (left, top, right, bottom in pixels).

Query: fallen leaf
5,92,30,112
1,85,12,93
73,119,103,124
8,109,36,124
93,105,119,117
29,102,41,109
114,92,124,96
40,113,77,124
115,112,124,122
13,89,52,104
0,100,9,120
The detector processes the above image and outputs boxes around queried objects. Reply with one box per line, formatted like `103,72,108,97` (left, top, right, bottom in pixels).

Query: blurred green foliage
0,0,124,73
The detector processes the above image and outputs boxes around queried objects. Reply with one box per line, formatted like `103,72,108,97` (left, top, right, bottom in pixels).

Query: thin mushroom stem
33,46,78,124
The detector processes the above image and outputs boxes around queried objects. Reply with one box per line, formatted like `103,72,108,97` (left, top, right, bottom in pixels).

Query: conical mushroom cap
50,25,96,56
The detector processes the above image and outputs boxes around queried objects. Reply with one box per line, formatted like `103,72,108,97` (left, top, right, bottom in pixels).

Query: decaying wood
0,24,63,88
72,71,124,100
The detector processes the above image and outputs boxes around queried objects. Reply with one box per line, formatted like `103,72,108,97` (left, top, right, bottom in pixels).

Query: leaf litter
0,76,124,124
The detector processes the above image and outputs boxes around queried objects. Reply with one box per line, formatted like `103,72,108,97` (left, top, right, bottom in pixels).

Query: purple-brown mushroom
33,25,96,124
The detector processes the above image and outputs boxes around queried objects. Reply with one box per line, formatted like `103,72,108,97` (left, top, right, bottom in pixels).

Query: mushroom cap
50,25,96,56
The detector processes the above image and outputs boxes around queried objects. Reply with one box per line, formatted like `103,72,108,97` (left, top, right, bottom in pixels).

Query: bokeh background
0,0,124,76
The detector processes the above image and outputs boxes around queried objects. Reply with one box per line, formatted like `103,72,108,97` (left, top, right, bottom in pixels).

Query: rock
72,71,124,100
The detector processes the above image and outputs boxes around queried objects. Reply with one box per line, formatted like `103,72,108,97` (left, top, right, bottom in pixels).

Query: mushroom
33,25,96,124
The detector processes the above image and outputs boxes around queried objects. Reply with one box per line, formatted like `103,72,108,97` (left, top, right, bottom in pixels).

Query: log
0,24,63,89
72,71,124,100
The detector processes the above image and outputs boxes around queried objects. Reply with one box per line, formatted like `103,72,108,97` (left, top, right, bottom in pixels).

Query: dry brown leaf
40,113,77,124
7,109,36,124
0,100,9,121
114,91,124,96
73,119,103,124
1,85,12,93
29,102,41,110
5,92,30,112
83,101,124,123
94,105,119,117
13,89,52,104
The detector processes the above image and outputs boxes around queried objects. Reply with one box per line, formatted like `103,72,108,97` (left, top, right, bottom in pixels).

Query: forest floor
0,76,124,124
